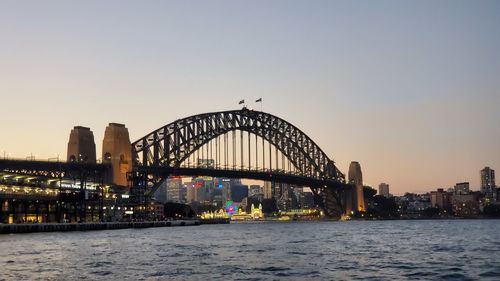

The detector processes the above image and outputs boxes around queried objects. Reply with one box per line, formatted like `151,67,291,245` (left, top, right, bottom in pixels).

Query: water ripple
1,220,500,280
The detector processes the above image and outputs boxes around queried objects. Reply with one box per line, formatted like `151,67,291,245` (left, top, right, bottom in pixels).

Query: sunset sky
1,1,499,195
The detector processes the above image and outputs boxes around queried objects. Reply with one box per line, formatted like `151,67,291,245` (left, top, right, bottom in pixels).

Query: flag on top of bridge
255,98,262,103
238,100,245,104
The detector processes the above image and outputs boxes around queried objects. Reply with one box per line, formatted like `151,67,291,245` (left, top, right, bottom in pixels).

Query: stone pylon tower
102,123,132,187
67,126,96,163
348,161,365,212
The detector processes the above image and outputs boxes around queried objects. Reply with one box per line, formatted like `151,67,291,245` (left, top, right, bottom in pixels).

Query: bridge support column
317,185,345,219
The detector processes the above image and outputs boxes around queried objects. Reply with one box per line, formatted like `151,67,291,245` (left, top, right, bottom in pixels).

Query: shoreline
0,220,200,234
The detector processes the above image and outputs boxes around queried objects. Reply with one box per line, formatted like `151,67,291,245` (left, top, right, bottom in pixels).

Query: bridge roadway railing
136,164,347,192
0,158,110,174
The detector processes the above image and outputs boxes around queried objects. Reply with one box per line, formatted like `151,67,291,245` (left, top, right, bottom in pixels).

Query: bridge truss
131,108,348,217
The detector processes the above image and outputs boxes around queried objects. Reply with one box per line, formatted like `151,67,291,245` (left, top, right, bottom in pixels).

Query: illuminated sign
226,201,237,216
60,183,97,190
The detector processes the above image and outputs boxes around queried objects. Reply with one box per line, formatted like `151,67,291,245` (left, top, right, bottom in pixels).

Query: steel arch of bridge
131,108,347,216
133,108,344,180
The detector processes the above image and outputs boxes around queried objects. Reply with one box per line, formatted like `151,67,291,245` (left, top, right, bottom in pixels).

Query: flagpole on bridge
255,98,262,112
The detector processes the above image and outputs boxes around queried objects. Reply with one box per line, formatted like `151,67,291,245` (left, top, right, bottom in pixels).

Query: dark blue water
1,220,499,280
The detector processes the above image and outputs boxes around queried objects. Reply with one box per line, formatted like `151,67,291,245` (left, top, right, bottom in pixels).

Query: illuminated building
277,184,299,211
102,123,132,186
348,161,365,212
451,193,480,216
481,167,496,198
300,191,315,209
67,126,96,163
250,203,264,219
166,177,185,203
0,171,119,224
454,182,470,195
200,208,228,219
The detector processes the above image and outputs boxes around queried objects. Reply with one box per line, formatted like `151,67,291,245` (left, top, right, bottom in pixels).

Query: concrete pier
0,220,200,234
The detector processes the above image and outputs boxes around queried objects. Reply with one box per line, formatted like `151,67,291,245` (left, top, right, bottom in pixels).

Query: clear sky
1,1,499,195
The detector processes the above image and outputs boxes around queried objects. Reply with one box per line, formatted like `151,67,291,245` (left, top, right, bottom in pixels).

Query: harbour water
1,220,499,280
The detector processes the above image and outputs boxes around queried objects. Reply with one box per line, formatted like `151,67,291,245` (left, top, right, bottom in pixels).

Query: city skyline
1,1,499,195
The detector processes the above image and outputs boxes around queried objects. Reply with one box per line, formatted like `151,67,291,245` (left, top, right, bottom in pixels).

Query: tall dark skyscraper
231,184,248,203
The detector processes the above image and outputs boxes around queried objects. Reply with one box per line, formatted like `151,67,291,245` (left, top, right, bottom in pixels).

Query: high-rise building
192,177,212,203
263,181,273,199
481,167,496,195
276,184,299,211
379,183,390,198
155,181,168,203
454,182,470,195
186,182,196,203
348,161,365,212
67,126,96,163
300,191,315,209
102,123,132,186
231,184,248,202
166,177,185,203
220,178,232,202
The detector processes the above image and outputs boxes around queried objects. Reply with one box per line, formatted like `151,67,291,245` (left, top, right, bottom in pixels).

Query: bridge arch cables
132,108,344,184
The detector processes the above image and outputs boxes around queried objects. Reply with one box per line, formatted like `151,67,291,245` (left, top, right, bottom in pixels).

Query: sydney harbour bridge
0,108,363,222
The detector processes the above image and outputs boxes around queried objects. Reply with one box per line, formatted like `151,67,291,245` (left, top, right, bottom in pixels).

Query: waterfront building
0,171,119,224
430,188,452,211
151,201,165,220
67,126,96,163
250,203,264,219
451,193,480,217
480,167,496,197
408,199,431,214
102,123,132,187
454,182,470,195
379,183,390,198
